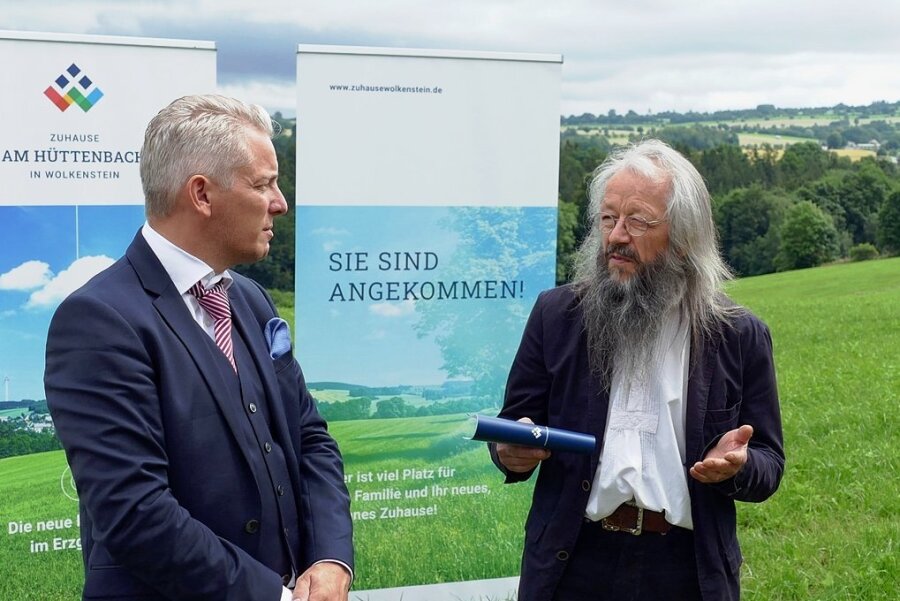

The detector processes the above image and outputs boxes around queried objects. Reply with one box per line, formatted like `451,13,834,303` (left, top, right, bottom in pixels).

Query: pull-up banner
0,31,215,600
295,45,562,599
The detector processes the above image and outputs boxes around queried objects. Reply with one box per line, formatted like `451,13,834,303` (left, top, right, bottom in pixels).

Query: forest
238,100,900,291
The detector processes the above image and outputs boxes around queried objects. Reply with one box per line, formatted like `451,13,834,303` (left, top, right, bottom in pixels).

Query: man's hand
292,562,351,601
496,417,551,473
690,424,753,484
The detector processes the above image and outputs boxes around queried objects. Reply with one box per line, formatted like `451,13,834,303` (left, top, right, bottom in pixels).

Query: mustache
605,243,640,263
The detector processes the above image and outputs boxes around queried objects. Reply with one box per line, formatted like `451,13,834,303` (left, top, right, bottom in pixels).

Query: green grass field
673,112,900,129
737,132,818,147
832,148,878,161
0,407,29,419
725,257,899,600
0,450,83,601
331,414,533,589
1,257,897,599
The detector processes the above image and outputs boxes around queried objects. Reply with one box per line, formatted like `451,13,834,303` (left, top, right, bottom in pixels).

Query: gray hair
575,139,740,345
140,94,274,218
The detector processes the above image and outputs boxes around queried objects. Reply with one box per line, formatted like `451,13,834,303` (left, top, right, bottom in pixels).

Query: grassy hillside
726,257,899,600
0,450,82,601
1,258,897,599
330,414,533,589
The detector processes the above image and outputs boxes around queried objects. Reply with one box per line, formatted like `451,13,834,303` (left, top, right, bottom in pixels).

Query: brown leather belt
600,501,672,535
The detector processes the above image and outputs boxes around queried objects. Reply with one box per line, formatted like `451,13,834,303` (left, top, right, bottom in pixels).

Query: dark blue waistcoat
217,326,301,581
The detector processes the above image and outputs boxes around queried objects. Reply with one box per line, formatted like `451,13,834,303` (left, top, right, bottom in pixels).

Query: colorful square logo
43,63,104,112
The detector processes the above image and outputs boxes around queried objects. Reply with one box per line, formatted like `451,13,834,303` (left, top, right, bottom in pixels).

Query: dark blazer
45,232,353,601
492,285,784,601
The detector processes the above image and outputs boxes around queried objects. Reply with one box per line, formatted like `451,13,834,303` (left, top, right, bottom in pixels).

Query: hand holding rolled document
467,414,596,454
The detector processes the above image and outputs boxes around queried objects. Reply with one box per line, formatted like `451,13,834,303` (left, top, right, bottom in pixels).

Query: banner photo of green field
295,205,556,595
296,45,562,598
0,205,146,599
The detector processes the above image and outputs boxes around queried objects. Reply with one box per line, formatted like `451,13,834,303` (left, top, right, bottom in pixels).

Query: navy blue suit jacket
45,232,353,600
492,285,784,601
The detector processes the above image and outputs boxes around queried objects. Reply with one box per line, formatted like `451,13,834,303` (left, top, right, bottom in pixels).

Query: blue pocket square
264,317,292,360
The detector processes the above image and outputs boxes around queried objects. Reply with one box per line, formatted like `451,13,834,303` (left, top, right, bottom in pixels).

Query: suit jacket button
248,403,258,413
264,442,273,453
556,550,569,561
582,480,591,491
277,485,285,496
244,519,260,534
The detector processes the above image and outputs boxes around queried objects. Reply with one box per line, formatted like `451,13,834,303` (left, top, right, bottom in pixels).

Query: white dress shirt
141,223,232,340
585,307,693,529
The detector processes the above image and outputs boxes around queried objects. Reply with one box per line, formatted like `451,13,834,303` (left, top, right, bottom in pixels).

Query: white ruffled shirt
585,308,693,529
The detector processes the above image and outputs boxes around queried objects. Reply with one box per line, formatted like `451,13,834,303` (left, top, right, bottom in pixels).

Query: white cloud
562,51,900,115
366,328,387,340
311,228,350,253
3,0,899,116
312,227,351,236
25,255,115,309
2,2,107,32
0,261,53,291
369,299,415,318
217,79,296,118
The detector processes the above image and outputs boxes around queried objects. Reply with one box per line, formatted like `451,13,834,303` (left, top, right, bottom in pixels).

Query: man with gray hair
46,95,353,601
492,139,784,600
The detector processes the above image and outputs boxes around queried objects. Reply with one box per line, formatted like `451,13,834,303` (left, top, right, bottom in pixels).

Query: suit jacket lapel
586,372,609,477
685,330,721,463
125,232,254,459
580,321,607,476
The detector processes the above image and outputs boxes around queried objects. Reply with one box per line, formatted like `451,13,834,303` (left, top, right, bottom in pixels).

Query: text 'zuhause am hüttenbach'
2,149,141,164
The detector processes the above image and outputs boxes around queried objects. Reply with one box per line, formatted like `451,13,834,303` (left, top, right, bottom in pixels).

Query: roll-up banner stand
0,31,215,599
296,45,562,599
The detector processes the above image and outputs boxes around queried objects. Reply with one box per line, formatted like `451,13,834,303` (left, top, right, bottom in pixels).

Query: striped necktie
189,281,237,372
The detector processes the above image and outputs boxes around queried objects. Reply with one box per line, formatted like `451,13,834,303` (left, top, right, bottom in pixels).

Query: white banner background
0,30,215,206
295,45,562,599
297,45,561,207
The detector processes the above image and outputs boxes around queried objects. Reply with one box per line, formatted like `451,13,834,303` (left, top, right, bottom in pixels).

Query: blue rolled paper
468,414,596,454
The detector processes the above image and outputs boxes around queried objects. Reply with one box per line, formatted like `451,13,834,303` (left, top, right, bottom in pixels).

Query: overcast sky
2,0,899,117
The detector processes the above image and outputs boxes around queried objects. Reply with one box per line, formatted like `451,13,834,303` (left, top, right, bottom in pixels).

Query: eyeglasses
598,213,667,237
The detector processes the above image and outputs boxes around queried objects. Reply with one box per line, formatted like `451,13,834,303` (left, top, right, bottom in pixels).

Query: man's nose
271,187,288,215
607,217,631,244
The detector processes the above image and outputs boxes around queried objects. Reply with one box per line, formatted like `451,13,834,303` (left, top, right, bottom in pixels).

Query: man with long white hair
492,139,784,600
46,95,353,601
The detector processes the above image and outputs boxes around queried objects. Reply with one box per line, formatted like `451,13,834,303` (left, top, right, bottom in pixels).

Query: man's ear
185,174,213,218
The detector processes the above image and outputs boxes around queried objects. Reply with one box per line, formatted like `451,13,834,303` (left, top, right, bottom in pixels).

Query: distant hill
561,99,900,126
0,400,42,410
308,380,475,399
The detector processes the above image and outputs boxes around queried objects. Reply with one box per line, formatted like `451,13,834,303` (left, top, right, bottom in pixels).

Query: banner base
351,576,519,601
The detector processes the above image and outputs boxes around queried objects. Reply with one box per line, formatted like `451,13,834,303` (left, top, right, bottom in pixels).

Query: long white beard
579,246,688,383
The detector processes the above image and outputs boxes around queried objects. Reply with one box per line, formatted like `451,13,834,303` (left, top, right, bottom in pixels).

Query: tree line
237,111,900,292
556,139,899,282
0,420,61,459
562,100,899,129
316,395,490,422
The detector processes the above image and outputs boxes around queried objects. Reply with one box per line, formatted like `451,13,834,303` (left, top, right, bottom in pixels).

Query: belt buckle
601,502,643,536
